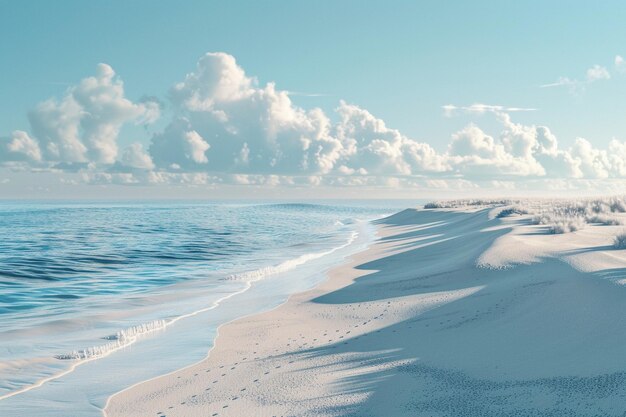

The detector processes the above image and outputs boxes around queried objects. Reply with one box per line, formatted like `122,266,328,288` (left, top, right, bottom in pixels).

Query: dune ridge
106,203,626,416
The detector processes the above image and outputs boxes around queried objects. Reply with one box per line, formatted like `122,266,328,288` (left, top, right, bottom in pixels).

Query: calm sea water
0,201,416,416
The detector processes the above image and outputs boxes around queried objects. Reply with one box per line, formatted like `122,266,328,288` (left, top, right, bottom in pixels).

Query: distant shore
106,205,626,416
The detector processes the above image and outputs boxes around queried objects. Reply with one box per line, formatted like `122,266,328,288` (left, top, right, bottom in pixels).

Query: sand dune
105,206,626,416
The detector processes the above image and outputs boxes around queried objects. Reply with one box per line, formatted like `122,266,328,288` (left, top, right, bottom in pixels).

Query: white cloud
334,101,447,175
449,124,500,159
586,64,610,82
447,123,545,177
117,143,155,170
569,137,610,178
149,119,212,168
3,131,42,162
442,103,537,117
151,52,345,175
542,64,610,90
6,52,626,191
540,76,576,89
616,55,626,73
2,64,159,169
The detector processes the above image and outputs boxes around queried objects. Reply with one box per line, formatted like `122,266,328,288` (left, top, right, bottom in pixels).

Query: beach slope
106,206,626,416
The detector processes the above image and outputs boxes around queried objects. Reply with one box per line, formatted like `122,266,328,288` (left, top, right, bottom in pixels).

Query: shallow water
0,200,414,416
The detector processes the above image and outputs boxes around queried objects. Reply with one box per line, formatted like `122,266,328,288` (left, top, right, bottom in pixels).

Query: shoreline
0,205,384,417
105,206,626,416
101,222,371,416
104,215,390,416
101,217,380,417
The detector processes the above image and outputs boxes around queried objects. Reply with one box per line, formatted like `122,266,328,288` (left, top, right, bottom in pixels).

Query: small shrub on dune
610,200,626,213
423,197,626,234
613,231,626,249
549,218,585,234
424,199,513,209
530,212,585,234
586,214,623,226
496,206,529,218
530,214,552,225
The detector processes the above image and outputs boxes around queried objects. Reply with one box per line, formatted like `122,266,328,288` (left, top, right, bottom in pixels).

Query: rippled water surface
0,201,408,414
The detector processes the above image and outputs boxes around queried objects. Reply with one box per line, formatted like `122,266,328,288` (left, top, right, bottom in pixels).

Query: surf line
0,230,359,402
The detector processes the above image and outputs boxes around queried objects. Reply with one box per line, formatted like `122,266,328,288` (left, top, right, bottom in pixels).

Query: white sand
105,207,626,416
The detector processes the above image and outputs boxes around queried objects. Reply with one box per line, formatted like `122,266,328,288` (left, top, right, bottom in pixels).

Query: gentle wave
225,230,358,283
0,228,360,401
55,320,167,360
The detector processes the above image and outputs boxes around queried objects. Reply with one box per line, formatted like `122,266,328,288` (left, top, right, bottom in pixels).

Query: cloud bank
3,52,626,191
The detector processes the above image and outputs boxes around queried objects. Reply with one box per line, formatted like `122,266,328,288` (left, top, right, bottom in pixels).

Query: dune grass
425,196,626,234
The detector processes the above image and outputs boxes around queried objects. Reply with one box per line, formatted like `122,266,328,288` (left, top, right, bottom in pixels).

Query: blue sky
2,0,626,198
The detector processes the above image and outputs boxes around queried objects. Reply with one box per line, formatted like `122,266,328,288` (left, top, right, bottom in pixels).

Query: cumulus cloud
447,123,544,177
151,52,346,175
334,101,447,175
1,63,159,167
149,53,450,178
1,131,42,162
586,64,610,81
117,143,155,170
6,52,626,190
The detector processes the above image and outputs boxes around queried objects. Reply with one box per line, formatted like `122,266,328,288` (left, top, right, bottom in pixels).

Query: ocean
0,201,414,416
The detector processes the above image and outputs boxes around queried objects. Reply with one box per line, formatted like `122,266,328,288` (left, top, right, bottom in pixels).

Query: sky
2,0,626,199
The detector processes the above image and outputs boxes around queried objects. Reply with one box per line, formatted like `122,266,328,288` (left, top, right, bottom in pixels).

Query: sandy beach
6,4,626,416
105,206,626,416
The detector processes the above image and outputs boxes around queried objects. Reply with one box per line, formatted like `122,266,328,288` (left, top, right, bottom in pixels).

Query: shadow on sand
302,208,626,416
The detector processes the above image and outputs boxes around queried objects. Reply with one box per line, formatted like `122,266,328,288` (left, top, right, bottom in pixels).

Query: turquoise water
0,201,414,416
